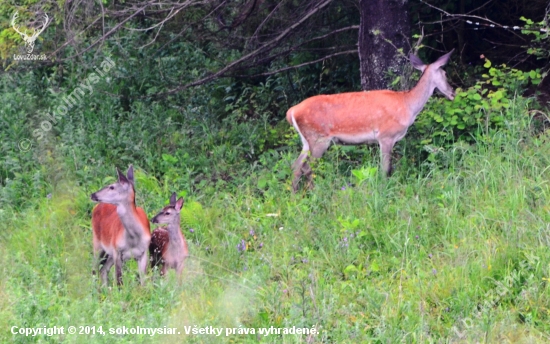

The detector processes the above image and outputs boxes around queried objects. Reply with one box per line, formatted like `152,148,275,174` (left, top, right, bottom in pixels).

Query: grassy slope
2,92,550,342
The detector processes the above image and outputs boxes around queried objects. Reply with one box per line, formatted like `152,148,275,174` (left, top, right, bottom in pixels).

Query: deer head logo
11,11,49,54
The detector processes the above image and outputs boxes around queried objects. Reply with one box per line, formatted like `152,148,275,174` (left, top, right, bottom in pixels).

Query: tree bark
358,0,410,91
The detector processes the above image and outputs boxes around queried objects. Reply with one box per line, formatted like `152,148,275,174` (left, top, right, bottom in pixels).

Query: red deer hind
90,165,151,286
149,193,189,277
286,49,455,192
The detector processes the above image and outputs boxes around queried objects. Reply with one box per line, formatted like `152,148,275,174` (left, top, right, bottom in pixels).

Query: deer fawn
287,50,455,192
90,165,151,286
149,193,189,277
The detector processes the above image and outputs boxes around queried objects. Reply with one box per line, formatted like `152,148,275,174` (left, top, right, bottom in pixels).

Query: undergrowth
2,90,550,342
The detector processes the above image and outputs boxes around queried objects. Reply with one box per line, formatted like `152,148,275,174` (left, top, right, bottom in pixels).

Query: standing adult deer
90,165,151,286
287,49,455,192
149,193,189,277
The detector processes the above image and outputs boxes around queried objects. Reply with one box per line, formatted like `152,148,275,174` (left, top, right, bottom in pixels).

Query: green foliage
520,15,550,62
351,165,378,185
3,99,550,342
180,201,205,229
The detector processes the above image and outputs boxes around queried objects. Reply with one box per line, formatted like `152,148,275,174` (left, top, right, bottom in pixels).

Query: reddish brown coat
90,165,151,286
92,203,150,255
286,50,455,192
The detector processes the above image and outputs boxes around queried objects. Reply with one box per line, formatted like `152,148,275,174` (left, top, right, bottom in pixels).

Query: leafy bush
520,15,550,62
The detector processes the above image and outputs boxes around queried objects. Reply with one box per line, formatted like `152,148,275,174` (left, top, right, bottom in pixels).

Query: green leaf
180,201,204,229
357,231,368,238
492,90,504,100
370,261,380,272
258,311,269,322
391,76,401,86
161,153,178,164
257,176,268,189
344,264,359,273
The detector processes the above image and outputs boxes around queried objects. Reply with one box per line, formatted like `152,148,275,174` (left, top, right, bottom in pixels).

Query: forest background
1,0,550,342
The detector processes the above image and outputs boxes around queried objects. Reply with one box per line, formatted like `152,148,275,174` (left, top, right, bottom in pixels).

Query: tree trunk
358,0,410,91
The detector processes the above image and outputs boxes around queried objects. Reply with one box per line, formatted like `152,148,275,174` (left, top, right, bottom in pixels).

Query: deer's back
149,227,169,267
288,91,411,140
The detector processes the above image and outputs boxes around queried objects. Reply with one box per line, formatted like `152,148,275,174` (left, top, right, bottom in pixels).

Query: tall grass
1,93,550,342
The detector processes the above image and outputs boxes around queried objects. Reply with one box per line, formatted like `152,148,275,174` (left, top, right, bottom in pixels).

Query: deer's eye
165,212,170,215
109,186,115,190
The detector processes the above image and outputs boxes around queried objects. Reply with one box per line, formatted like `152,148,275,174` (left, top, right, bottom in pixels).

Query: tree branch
51,2,153,61
248,25,359,67
418,0,527,40
162,0,334,95
234,49,358,78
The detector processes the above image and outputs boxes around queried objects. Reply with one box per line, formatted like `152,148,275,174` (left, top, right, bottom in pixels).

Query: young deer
287,50,455,192
90,165,151,286
149,193,188,277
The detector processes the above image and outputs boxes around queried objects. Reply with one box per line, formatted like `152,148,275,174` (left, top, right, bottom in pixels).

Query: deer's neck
166,216,184,247
404,71,436,120
116,201,146,238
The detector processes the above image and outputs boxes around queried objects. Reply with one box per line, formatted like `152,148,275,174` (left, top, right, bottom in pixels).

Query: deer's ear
410,54,426,72
169,192,177,206
175,197,184,212
432,49,454,69
117,167,129,184
126,165,135,186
